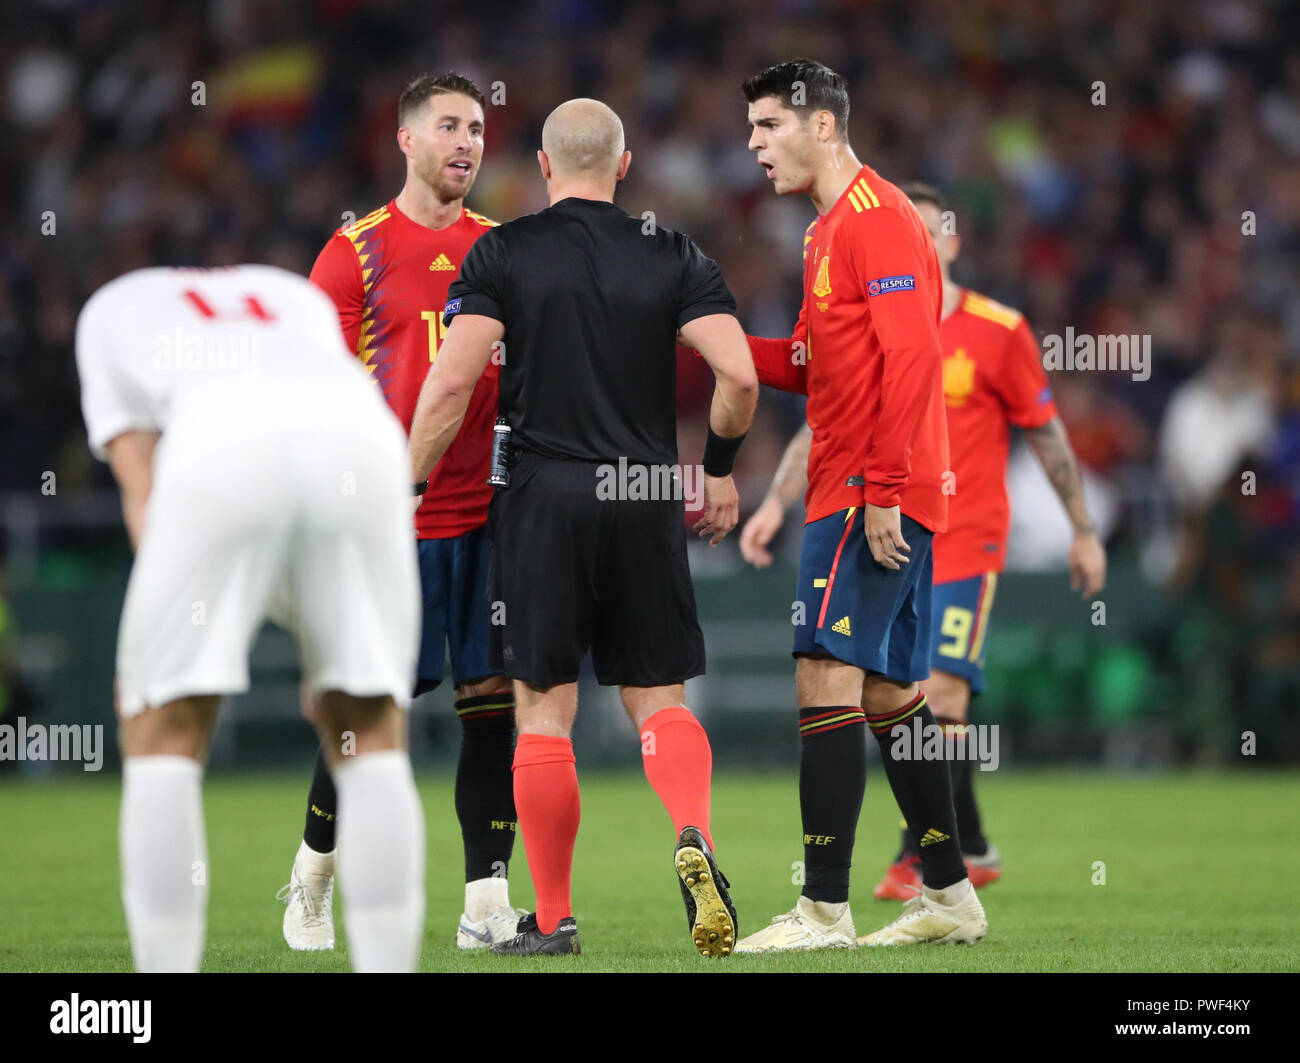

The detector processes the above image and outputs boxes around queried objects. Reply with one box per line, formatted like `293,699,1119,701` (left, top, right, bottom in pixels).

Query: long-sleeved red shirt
748,165,950,533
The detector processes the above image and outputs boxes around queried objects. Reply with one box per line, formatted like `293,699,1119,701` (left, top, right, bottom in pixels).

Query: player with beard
278,73,522,952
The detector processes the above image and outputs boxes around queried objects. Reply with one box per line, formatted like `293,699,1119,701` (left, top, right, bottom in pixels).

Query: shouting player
741,183,1107,902
733,60,986,951
279,72,520,951
77,265,424,972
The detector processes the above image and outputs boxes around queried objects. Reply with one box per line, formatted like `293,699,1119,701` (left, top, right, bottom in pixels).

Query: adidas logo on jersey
831,616,852,636
429,254,455,271
918,828,951,848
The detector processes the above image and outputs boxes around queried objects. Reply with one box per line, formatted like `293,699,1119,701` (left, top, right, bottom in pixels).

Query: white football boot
858,877,987,946
456,876,528,950
732,895,857,953
277,841,336,951
457,907,531,949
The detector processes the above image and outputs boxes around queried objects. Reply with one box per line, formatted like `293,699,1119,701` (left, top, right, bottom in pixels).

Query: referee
408,97,758,957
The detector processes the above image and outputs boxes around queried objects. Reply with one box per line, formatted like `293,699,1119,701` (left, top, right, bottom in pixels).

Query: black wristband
413,480,428,496
703,427,746,477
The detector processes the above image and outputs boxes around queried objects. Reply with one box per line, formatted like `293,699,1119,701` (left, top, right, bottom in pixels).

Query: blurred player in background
281,72,520,952
409,99,757,957
740,183,1107,904
76,265,424,972
733,60,985,951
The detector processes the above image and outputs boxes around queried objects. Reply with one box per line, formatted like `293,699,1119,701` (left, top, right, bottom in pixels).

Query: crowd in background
2,0,1297,753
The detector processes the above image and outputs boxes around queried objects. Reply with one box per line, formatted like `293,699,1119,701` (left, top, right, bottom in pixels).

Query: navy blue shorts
930,571,999,694
416,526,497,695
792,507,934,682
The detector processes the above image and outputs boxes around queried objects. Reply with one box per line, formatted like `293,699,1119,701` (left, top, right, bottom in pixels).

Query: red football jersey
933,289,1058,583
310,199,499,539
748,165,950,533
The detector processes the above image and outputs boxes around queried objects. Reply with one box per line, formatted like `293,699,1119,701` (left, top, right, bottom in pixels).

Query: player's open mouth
760,161,775,179
447,160,473,176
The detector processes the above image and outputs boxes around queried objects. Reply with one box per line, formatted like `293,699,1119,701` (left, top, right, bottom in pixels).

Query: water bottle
488,418,512,488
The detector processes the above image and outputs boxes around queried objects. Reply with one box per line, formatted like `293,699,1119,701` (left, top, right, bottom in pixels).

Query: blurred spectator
2,0,1297,555
1159,321,1278,512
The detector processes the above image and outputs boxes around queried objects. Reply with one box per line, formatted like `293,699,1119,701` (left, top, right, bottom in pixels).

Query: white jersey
75,264,368,459
77,264,420,714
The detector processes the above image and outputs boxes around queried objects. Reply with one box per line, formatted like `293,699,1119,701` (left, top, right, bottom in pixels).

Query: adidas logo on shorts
831,616,852,636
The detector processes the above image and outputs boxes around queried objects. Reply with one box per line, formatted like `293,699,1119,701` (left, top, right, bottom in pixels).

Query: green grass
1,769,1296,972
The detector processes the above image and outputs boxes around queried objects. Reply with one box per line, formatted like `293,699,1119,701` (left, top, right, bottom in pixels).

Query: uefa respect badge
867,274,915,297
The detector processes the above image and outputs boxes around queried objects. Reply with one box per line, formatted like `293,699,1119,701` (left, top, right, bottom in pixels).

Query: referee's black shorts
487,456,706,688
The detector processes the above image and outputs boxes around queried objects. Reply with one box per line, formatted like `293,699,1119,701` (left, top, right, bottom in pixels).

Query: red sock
512,733,580,935
639,706,713,848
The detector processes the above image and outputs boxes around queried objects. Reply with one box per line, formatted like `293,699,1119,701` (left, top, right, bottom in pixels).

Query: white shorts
115,379,420,716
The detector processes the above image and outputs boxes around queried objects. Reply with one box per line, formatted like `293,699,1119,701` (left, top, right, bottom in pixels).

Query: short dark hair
398,72,485,127
900,182,947,212
742,59,850,139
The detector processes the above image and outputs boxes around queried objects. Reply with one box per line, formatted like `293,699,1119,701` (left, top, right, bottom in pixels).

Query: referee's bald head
541,98,625,179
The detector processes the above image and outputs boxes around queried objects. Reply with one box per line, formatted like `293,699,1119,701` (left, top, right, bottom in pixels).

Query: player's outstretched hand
1069,530,1107,598
740,495,785,567
864,502,910,570
696,473,740,546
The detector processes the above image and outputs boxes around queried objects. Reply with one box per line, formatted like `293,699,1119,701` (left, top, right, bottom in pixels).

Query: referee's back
397,96,758,959
442,96,757,693
449,197,734,467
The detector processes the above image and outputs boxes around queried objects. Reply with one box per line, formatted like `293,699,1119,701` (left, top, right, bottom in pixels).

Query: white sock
464,875,510,921
119,756,207,973
334,750,425,972
798,895,849,923
295,839,336,877
925,878,972,907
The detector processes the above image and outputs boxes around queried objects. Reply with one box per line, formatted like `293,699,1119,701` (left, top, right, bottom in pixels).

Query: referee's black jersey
443,197,735,466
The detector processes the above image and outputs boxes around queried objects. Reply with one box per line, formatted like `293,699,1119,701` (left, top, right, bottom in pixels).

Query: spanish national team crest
943,347,976,407
812,255,832,298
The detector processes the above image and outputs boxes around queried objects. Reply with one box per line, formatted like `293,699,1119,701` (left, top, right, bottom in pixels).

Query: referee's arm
679,312,759,544
683,313,759,439
408,313,504,486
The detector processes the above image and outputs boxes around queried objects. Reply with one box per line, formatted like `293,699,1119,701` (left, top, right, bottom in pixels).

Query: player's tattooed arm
1025,417,1092,533
1024,416,1107,596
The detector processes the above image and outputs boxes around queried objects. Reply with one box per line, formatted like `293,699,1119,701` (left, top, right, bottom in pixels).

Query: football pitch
2,769,1296,973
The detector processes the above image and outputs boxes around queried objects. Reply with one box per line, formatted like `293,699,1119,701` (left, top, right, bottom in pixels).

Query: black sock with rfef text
798,705,867,904
302,748,337,854
455,692,519,882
